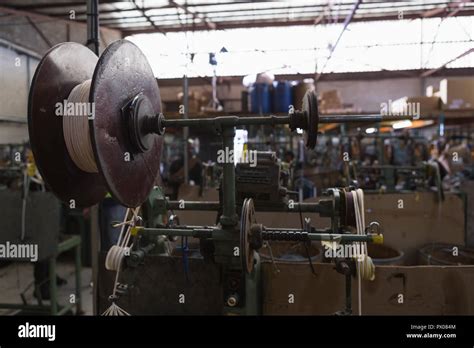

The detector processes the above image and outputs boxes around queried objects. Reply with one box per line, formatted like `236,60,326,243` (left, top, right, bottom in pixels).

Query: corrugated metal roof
1,0,473,35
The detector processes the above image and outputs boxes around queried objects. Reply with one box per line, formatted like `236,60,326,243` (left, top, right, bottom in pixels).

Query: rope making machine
28,39,413,315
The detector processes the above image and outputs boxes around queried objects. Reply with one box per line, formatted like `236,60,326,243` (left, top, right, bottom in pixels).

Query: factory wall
158,74,473,114
0,44,38,144
0,15,121,144
0,14,122,56
319,76,471,112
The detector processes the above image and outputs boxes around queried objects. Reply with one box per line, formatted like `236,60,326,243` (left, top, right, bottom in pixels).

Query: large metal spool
29,39,322,209
28,40,163,208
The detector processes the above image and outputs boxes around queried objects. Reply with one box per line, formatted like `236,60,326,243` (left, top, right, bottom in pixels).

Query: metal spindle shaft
165,200,323,213
161,113,412,129
139,225,379,244
319,114,412,123
162,115,290,128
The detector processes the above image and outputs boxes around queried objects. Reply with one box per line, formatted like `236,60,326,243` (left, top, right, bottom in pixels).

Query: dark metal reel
28,42,106,207
90,39,163,208
302,90,319,150
240,198,257,274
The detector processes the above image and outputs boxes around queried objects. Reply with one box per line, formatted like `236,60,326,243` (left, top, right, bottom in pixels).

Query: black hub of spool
288,90,319,150
124,93,165,153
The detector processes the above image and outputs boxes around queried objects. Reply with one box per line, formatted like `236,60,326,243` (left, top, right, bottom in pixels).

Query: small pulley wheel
240,198,257,274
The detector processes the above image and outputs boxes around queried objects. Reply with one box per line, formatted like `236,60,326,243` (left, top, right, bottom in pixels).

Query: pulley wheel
90,39,163,207
28,42,106,207
302,90,319,150
240,198,257,274
341,189,357,228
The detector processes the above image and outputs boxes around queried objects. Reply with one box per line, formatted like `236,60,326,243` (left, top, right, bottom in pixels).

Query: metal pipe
345,273,352,315
220,126,237,228
141,225,379,244
162,115,290,128
358,164,422,170
166,200,324,213
141,227,214,238
308,233,377,243
261,227,379,243
183,74,189,184
167,200,220,211
162,114,413,129
319,114,413,123
86,0,99,55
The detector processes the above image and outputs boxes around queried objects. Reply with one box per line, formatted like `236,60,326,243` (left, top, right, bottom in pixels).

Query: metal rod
357,164,422,170
167,200,220,210
86,0,99,55
141,227,214,238
161,114,412,129
162,115,290,128
220,127,237,228
141,225,378,244
319,114,413,123
310,233,376,243
345,273,352,314
166,200,323,213
261,228,378,243
183,74,189,184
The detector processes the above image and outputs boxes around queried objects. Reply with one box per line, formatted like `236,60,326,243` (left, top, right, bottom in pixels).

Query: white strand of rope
102,207,140,316
105,208,139,272
62,79,98,173
352,188,375,316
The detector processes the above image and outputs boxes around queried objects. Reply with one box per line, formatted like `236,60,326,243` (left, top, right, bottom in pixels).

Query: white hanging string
102,207,141,316
62,79,98,173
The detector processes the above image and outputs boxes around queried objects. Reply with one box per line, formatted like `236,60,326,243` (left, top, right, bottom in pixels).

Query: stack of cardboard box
439,78,474,110
319,89,343,113
391,78,474,118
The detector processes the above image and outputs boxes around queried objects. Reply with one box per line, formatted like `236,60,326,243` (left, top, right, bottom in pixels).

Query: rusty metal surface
97,253,223,315
28,42,106,207
90,39,163,208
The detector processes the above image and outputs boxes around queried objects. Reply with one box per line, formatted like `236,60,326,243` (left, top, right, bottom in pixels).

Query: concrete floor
0,261,93,315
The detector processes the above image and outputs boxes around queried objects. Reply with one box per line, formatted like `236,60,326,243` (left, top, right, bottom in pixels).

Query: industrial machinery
27,39,412,315
348,161,445,198
339,133,444,198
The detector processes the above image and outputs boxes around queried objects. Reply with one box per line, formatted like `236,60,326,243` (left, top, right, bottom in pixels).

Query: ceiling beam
0,5,122,35
316,0,361,81
157,67,474,87
26,16,53,47
105,9,338,27
422,0,471,18
43,1,455,19
46,1,270,17
98,5,354,23
121,8,474,35
421,48,474,77
169,0,216,30
131,0,165,34
9,0,119,10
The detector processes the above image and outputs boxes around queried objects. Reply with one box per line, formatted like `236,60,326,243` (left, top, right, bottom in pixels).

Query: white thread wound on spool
62,79,98,173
